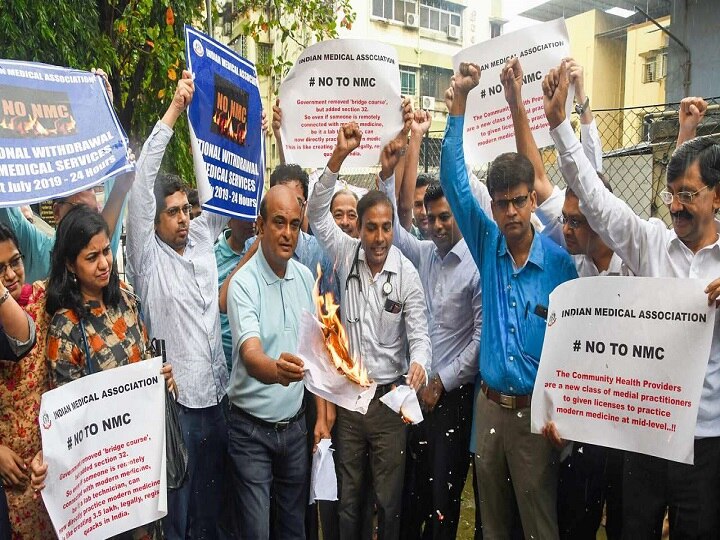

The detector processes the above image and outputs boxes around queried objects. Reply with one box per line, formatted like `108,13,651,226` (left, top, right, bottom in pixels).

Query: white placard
453,18,574,164
39,357,167,539
531,277,716,464
279,39,403,168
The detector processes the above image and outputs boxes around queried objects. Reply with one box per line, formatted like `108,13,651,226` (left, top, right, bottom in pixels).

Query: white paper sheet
309,439,338,503
298,310,376,414
379,385,424,425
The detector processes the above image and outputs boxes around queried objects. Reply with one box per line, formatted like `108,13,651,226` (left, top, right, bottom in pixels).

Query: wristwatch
0,288,9,307
575,96,590,116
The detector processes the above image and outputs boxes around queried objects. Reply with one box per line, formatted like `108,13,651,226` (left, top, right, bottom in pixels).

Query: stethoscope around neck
345,243,393,323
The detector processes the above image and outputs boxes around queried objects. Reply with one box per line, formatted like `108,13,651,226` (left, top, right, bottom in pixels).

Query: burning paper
313,269,372,387
297,310,376,414
379,386,424,425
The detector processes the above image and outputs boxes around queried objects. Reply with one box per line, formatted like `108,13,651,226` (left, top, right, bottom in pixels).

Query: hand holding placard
542,61,569,129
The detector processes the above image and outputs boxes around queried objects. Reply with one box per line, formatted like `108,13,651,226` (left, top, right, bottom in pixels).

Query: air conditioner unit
421,95,435,110
447,24,461,39
405,12,419,27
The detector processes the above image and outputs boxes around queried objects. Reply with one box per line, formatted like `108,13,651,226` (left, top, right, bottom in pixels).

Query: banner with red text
453,18,573,164
279,39,403,168
39,357,166,540
531,277,716,464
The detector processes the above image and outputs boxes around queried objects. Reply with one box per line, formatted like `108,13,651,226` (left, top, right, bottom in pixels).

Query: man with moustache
543,60,720,539
440,62,578,539
307,122,431,540
378,166,481,538
126,71,229,539
226,185,315,539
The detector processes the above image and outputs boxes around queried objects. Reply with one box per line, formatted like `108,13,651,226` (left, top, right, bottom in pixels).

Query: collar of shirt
294,230,310,261
358,244,401,275
217,229,246,258
666,218,720,253
155,231,196,260
435,237,469,264
257,244,297,286
497,229,545,271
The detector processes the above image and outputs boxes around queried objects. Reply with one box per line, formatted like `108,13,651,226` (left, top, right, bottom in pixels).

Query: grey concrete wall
666,0,720,102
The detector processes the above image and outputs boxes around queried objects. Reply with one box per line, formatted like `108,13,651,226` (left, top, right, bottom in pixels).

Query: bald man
226,185,317,539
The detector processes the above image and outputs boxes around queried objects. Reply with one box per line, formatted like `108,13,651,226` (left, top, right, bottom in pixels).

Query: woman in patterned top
0,223,54,539
30,206,175,540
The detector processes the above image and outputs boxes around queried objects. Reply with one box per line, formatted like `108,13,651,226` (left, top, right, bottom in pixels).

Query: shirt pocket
378,310,403,347
521,310,547,361
441,292,469,328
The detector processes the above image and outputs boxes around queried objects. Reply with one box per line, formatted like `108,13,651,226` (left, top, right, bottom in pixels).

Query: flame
313,266,372,387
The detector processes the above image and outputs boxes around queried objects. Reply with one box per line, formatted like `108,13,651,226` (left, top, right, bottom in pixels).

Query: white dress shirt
307,169,432,385
552,118,720,438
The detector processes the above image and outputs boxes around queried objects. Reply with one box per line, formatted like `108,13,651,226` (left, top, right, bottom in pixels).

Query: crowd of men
2,54,720,540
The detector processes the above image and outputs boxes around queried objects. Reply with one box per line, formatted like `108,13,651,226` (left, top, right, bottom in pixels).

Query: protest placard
0,60,133,207
185,25,264,220
279,39,403,168
39,357,166,540
530,277,716,464
453,18,573,164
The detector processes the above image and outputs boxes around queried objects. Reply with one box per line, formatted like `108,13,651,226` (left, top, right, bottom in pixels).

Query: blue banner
0,60,133,207
185,25,264,220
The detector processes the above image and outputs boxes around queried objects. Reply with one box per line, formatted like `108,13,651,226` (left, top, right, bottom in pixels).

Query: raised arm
126,71,194,272
378,172,426,268
306,124,363,259
544,61,654,274
0,208,53,282
567,58,603,172
396,110,432,230
272,98,286,165
676,97,708,147
501,58,553,204
441,63,494,263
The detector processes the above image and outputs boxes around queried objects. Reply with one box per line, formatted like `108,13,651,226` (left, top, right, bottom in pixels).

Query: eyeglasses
163,204,193,218
557,215,586,230
0,254,24,276
493,194,530,212
659,185,710,206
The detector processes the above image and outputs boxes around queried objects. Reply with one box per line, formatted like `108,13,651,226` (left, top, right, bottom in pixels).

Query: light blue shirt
227,245,315,422
214,229,248,371
380,174,481,391
441,115,577,395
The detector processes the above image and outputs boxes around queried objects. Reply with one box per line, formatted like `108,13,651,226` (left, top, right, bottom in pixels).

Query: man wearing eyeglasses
544,61,720,538
126,72,230,540
440,63,578,540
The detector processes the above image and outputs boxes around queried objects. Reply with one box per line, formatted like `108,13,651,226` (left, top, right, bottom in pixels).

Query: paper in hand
309,438,338,504
379,385,424,424
297,310,376,414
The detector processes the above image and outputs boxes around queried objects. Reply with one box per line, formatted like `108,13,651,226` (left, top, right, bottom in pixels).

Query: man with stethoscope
307,118,431,540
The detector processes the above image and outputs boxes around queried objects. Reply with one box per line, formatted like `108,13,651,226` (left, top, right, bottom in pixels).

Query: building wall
666,0,720,102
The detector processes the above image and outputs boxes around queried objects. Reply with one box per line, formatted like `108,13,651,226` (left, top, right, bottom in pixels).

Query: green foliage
0,0,355,184
0,0,203,182
233,0,355,80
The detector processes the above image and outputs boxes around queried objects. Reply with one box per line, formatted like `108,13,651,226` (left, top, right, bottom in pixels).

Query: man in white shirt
543,60,720,539
307,122,431,540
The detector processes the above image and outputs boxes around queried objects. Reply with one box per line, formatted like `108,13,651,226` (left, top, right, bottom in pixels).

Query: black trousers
0,485,9,540
400,384,474,540
622,436,720,540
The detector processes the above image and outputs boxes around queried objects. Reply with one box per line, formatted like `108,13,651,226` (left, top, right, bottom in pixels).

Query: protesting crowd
0,31,720,540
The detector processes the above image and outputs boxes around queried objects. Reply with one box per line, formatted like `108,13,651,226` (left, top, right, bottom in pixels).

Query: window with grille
419,0,462,34
257,43,273,68
372,0,417,22
420,65,453,101
642,51,667,83
400,67,417,96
